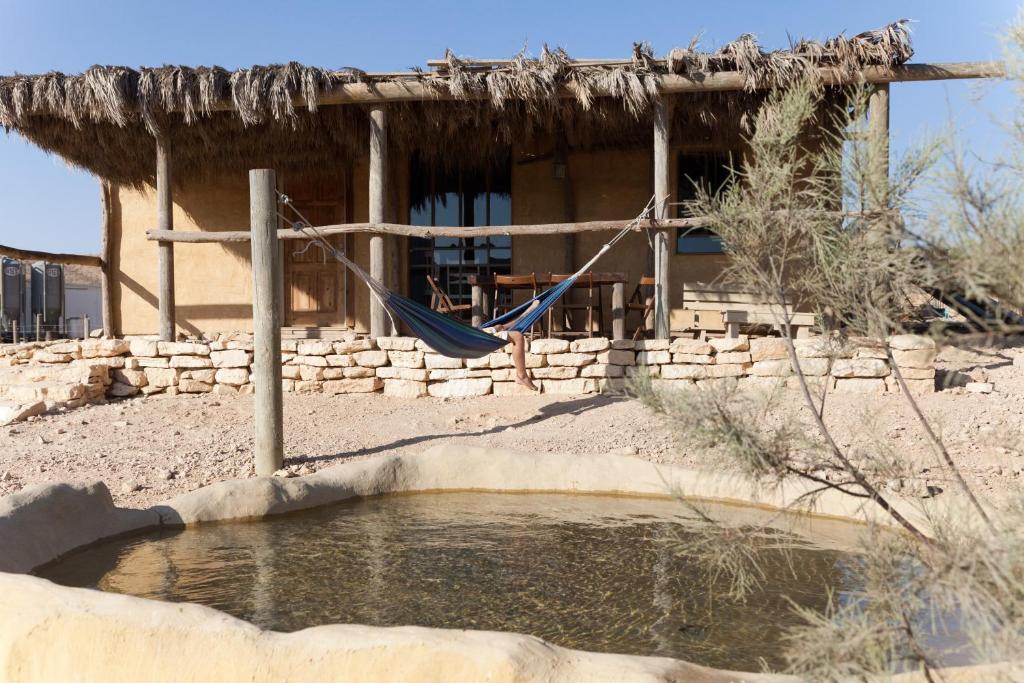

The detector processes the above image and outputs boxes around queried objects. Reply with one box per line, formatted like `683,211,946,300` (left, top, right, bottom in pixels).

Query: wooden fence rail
145,218,709,243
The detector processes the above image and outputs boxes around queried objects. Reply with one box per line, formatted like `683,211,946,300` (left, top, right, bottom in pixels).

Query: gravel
1,345,1021,509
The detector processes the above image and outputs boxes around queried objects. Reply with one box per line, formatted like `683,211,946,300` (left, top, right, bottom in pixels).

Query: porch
0,21,1003,344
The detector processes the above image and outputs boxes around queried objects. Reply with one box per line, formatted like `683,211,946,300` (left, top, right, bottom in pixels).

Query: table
467,272,628,339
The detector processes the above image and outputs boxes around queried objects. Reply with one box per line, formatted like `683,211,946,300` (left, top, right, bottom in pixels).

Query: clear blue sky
0,0,1018,254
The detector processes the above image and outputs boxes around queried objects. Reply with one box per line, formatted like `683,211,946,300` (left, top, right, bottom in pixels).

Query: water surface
39,492,863,671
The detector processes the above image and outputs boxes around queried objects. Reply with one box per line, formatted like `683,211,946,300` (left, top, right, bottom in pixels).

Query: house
0,21,1001,342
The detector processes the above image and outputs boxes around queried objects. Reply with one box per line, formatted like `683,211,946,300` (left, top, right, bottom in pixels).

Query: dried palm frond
0,21,912,185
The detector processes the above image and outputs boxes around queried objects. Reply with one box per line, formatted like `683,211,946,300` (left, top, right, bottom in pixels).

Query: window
676,227,726,254
408,154,512,307
676,152,736,254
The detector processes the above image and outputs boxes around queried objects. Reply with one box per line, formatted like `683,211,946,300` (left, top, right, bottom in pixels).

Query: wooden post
368,105,387,339
385,159,401,336
34,314,41,342
11,320,17,345
868,83,890,206
83,316,91,340
156,137,176,341
471,284,484,328
556,131,576,271
99,181,115,337
249,169,284,477
611,281,625,340
652,96,673,339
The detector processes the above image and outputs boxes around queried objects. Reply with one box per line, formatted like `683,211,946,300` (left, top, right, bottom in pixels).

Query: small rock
121,481,144,494
965,382,994,394
272,469,297,478
156,468,175,481
112,420,128,428
36,435,48,445
0,471,12,482
608,446,639,457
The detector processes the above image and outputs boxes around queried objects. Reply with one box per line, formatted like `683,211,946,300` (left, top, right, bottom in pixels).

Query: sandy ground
1,345,1021,510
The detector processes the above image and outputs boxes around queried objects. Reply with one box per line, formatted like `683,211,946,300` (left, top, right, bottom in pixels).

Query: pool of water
38,492,864,671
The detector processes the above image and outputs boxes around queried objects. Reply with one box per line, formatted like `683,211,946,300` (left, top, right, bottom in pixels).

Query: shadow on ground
292,394,624,466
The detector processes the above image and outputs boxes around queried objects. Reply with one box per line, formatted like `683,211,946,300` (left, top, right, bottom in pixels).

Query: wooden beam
652,96,672,339
95,62,1003,116
868,83,890,206
385,151,400,336
249,168,284,477
145,217,707,243
321,62,1007,104
0,244,102,268
99,180,114,336
471,285,484,328
368,105,388,339
423,59,1006,85
156,136,175,342
611,281,625,341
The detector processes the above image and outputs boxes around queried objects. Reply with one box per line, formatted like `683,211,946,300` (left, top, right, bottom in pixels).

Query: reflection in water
38,493,861,671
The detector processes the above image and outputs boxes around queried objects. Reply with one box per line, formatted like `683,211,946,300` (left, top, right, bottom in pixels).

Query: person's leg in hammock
507,330,538,391
491,300,540,391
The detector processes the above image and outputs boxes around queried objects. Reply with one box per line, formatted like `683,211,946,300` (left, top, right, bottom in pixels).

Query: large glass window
676,152,736,254
409,154,512,306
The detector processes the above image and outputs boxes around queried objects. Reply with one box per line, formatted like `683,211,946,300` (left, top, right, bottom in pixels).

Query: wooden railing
144,218,706,243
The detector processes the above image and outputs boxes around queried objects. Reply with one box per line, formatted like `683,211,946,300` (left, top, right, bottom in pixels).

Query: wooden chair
493,273,543,336
426,275,472,319
627,276,656,340
547,272,603,338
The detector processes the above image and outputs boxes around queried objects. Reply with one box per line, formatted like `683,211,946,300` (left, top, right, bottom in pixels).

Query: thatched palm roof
0,22,911,185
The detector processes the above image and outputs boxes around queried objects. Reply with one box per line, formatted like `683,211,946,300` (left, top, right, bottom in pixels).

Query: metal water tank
0,258,23,341
31,262,64,338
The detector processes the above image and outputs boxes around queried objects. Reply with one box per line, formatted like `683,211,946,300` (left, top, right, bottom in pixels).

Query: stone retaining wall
0,333,937,406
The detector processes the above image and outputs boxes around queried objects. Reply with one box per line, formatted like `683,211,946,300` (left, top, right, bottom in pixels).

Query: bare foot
515,374,540,391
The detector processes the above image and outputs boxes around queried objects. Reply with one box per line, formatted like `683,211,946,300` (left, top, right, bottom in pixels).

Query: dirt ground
1,345,1021,510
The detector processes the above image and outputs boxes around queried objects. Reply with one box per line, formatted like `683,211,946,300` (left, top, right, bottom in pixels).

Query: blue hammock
279,195,652,359
382,276,583,359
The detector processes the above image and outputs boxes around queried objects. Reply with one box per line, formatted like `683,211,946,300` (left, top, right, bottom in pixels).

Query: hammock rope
277,194,658,358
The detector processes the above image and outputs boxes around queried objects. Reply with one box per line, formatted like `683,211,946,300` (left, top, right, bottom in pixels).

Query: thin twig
886,349,993,528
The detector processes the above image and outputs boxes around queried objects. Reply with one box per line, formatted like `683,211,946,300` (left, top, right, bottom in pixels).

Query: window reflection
409,153,513,306
675,152,736,255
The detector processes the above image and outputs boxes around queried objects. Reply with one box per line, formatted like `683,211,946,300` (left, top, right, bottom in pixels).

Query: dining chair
547,272,603,338
493,273,543,336
627,276,656,340
426,275,472,319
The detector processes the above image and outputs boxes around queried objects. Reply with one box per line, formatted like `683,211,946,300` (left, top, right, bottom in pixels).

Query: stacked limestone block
737,334,937,395
0,333,938,408
113,339,250,398
0,339,127,423
283,338,385,395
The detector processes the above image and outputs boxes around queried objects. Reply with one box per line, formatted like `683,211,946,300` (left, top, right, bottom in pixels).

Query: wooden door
283,175,346,327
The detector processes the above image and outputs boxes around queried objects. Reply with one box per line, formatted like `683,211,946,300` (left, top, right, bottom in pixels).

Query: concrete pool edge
151,444,949,540
0,446,1011,682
